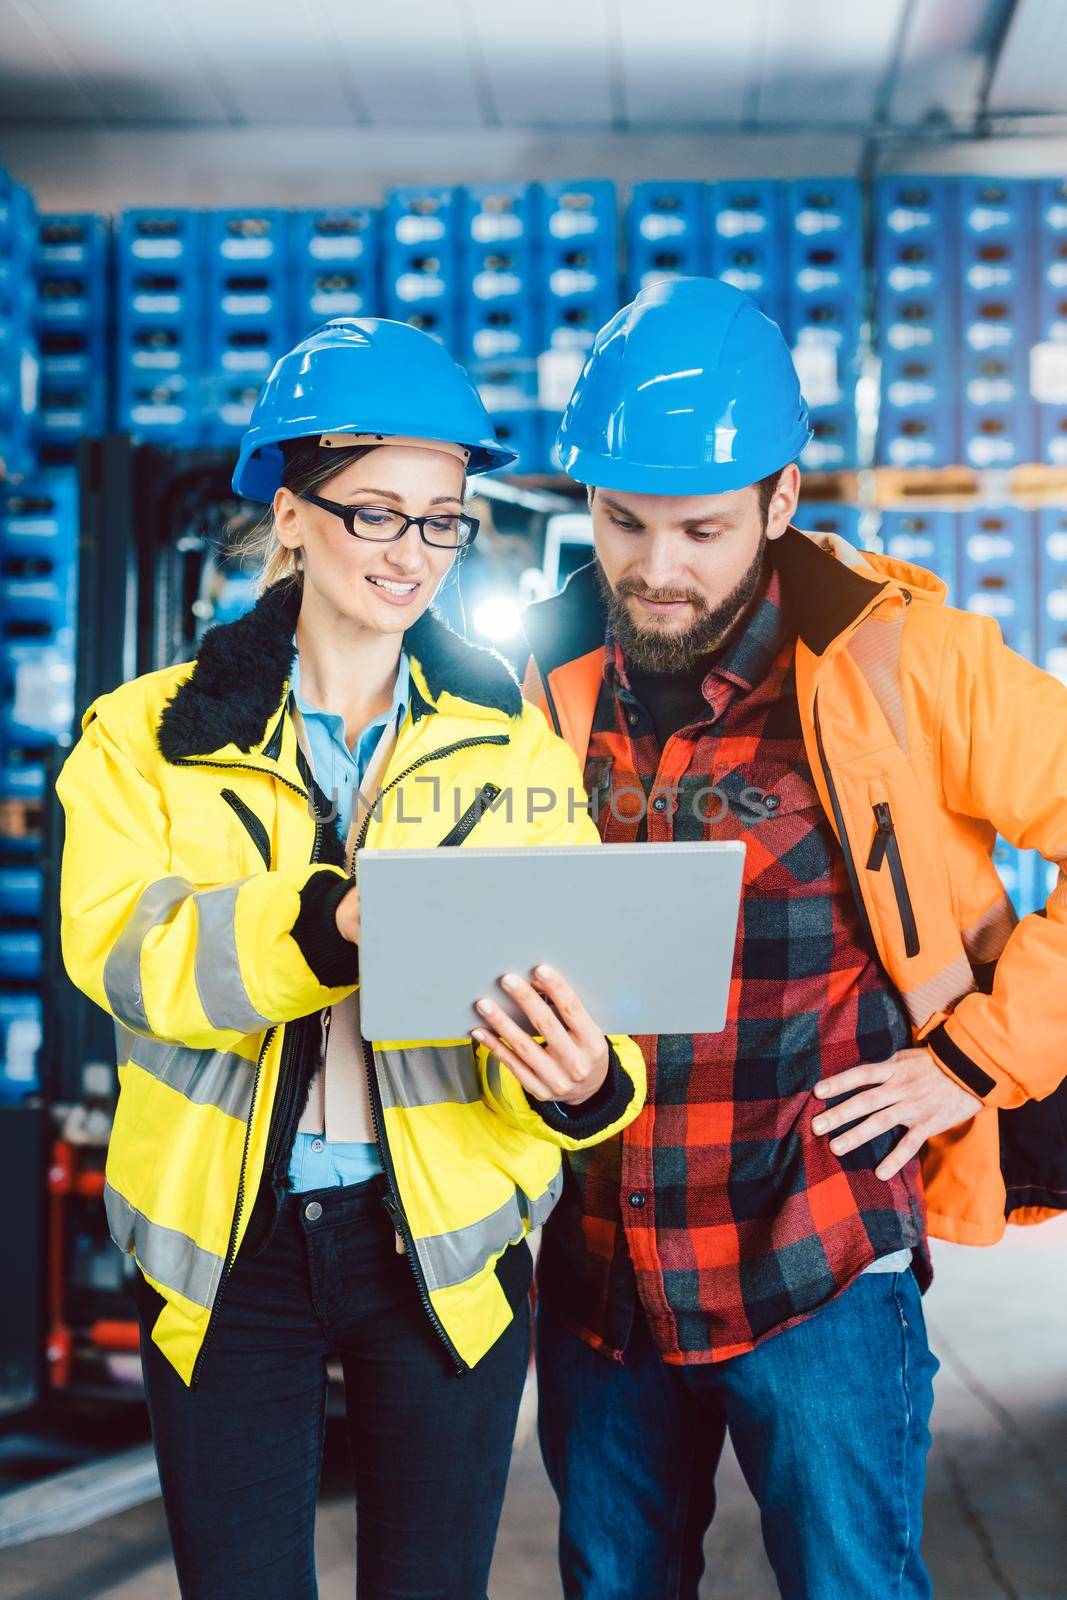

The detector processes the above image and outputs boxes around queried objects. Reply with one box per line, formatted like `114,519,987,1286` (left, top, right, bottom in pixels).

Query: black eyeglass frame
300,492,480,549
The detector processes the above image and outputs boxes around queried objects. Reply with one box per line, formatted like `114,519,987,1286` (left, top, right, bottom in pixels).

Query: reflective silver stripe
119,1032,256,1121
901,953,976,1028
962,894,1018,966
376,1044,482,1111
103,877,196,1032
103,1181,224,1310
847,614,909,756
417,1170,564,1293
193,882,272,1034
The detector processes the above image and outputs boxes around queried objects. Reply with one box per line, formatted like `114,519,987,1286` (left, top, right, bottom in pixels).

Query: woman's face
274,444,466,634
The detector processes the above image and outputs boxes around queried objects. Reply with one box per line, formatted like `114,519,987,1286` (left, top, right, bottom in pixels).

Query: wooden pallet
871,464,1067,507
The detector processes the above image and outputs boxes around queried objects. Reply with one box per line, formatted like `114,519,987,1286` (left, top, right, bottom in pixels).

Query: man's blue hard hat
232,317,517,502
556,277,813,494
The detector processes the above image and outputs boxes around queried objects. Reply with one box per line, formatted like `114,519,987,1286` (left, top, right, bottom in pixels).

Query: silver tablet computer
357,841,745,1042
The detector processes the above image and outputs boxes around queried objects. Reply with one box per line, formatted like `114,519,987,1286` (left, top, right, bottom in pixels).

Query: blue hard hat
232,317,517,501
556,277,813,494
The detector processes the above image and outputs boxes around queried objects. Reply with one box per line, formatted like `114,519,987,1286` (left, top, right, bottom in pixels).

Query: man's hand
471,964,611,1107
334,883,361,944
812,1047,984,1181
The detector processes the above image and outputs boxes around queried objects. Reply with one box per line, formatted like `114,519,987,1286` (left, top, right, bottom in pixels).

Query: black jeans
137,1175,530,1600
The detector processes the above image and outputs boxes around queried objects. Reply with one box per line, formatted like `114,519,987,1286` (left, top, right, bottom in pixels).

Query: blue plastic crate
37,380,106,441
117,267,202,330
36,212,109,271
384,186,457,253
1036,507,1067,684
289,211,379,341
536,181,619,332
290,266,376,341
627,181,706,295
537,181,616,256
116,211,204,331
0,866,41,921
458,184,536,250
38,324,108,385
0,930,42,983
205,208,288,268
0,989,42,1101
878,509,957,600
0,179,37,259
462,292,538,364
799,405,858,471
958,508,1036,659
795,502,861,544
960,400,1033,470
958,177,1033,241
483,409,539,476
0,471,78,551
537,409,564,474
114,372,203,446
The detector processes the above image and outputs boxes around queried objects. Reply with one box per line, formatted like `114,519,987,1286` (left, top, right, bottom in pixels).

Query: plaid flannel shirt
537,560,930,1365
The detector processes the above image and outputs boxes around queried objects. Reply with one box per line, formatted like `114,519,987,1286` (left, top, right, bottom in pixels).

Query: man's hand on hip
811,1048,984,1181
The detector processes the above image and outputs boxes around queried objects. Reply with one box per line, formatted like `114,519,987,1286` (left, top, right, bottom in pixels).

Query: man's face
590,467,799,672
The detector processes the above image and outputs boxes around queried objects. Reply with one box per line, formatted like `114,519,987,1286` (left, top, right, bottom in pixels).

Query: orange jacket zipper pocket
866,796,920,958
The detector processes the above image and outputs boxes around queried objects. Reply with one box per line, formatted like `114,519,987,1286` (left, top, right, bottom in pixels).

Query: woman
56,317,645,1600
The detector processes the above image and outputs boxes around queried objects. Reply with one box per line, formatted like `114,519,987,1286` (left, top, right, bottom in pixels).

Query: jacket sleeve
56,703,358,1053
932,609,1067,1107
474,707,647,1148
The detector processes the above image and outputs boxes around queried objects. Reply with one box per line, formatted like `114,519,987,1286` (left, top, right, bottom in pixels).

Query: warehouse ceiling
0,0,1063,136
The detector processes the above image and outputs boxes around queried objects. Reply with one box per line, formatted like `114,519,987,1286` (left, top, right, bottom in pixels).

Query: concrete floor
3,1221,1065,1599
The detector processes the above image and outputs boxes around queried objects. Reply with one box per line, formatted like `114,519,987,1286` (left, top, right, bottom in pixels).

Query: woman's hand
812,1047,984,1181
334,883,361,945
471,964,610,1107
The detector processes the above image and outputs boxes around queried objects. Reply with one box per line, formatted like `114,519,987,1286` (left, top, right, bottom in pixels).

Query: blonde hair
232,438,381,593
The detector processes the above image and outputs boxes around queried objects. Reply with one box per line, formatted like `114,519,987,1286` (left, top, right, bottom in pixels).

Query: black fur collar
157,578,521,762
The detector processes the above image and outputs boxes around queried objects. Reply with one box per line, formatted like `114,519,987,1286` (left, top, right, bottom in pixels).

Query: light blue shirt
287,650,410,1192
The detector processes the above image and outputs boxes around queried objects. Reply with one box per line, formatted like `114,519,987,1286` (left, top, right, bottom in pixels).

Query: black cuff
532,1042,635,1138
926,1022,996,1100
291,870,359,988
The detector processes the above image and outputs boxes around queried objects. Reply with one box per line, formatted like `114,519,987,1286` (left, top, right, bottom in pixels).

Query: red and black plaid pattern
538,562,929,1365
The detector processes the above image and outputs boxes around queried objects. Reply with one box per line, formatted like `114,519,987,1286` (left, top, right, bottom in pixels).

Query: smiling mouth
367,576,420,597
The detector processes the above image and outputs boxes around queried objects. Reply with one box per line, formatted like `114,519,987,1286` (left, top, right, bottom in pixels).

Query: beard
595,532,769,672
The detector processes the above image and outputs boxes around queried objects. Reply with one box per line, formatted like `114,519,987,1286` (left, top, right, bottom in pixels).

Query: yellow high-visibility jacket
57,579,645,1386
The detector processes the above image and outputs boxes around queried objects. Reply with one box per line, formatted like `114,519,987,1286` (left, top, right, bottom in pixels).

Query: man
521,277,1067,1600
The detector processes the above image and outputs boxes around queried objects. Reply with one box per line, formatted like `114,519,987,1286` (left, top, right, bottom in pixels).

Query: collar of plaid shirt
537,542,927,1367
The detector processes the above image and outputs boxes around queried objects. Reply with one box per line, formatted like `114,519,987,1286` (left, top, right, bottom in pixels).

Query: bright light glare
472,595,523,643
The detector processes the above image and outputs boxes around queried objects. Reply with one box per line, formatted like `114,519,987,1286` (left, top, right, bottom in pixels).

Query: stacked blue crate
785,179,863,471
115,209,205,446
707,180,785,325
458,184,539,474
34,214,111,462
1032,180,1067,467
0,470,78,1091
382,186,459,350
203,210,291,447
1036,506,1067,687
289,208,379,345
0,173,40,481
958,506,1036,660
957,178,1034,470
626,182,706,298
874,178,957,468
795,502,862,545
877,508,958,602
534,181,619,474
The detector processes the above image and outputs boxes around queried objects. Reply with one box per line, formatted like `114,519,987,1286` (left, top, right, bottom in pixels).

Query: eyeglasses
301,493,479,549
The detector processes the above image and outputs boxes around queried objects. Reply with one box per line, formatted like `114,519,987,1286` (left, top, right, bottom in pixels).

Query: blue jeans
537,1268,938,1600
138,1176,530,1600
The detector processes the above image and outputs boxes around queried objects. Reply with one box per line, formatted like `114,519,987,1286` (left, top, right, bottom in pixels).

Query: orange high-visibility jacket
522,525,1067,1247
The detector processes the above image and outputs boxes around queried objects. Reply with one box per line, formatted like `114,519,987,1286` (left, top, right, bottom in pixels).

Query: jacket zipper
220,787,271,869
191,764,324,1388
812,693,879,957
866,801,921,958
437,782,502,847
